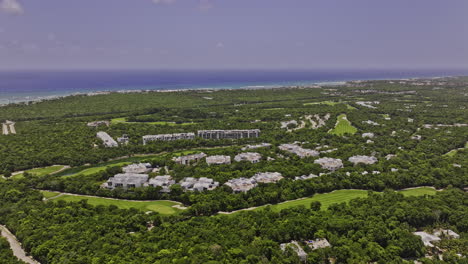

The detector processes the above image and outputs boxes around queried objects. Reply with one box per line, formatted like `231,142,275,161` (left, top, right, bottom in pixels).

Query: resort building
122,163,152,174
314,157,344,171
281,120,298,129
224,178,257,192
294,174,318,181
252,172,283,183
87,121,110,127
225,172,283,192
143,133,195,145
306,239,331,250
362,132,375,138
279,144,320,158
179,177,219,192
241,143,272,151
117,134,130,145
206,155,231,165
348,155,378,165
105,173,149,189
97,131,118,147
146,175,175,192
280,241,307,262
362,120,379,126
413,232,441,247
197,129,260,140
173,153,207,165
433,229,460,239
2,120,16,135
234,152,262,163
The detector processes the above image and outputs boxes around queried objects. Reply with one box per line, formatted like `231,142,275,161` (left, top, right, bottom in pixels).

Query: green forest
0,77,467,263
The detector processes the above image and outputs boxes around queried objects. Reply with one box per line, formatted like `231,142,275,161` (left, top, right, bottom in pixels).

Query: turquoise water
1,69,466,104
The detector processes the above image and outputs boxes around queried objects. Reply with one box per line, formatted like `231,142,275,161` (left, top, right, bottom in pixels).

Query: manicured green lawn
304,101,340,106
328,114,357,135
12,165,66,180
303,101,356,110
62,162,132,178
111,117,195,126
110,117,127,124
399,187,436,197
49,194,182,215
253,190,368,212
444,142,467,157
41,190,61,199
231,187,436,215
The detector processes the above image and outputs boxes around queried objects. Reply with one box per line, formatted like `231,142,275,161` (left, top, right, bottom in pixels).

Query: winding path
0,225,40,264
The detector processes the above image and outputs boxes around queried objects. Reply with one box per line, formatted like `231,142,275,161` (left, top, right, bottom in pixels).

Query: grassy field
304,101,340,106
303,101,356,110
111,117,194,126
230,187,436,214
43,192,182,215
12,165,66,180
62,161,132,178
328,114,358,135
444,142,467,157
41,190,61,199
399,187,437,197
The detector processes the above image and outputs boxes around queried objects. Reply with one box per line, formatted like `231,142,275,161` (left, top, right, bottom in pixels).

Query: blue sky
0,0,467,70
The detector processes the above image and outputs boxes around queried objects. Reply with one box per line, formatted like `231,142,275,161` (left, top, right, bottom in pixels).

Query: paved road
0,225,40,264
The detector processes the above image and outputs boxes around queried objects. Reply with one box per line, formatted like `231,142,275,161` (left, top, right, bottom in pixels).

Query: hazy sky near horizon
0,0,467,70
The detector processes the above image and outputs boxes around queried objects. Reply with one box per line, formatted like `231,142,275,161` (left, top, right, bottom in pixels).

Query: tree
310,201,321,211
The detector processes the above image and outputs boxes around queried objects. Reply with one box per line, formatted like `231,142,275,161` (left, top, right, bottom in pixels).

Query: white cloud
0,0,24,15
198,0,214,10
216,42,224,48
152,0,176,4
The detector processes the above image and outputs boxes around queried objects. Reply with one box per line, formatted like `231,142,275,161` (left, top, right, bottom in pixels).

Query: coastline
0,71,463,106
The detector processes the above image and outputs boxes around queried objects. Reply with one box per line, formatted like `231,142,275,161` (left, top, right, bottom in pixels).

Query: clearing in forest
44,192,182,215
228,187,436,215
11,165,66,180
111,117,194,126
328,114,357,135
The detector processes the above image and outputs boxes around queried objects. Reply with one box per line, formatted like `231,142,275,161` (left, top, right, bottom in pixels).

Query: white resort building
279,144,319,158
241,143,272,151
105,173,149,189
122,163,152,174
224,178,258,192
314,157,344,171
197,129,260,140
252,172,283,183
179,177,219,192
225,172,283,192
348,155,378,165
234,152,262,163
97,131,118,147
87,121,110,127
146,175,175,192
2,120,16,135
173,153,207,165
143,133,195,145
206,155,231,165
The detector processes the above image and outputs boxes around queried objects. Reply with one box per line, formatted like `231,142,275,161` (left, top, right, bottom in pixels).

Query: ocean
0,69,466,104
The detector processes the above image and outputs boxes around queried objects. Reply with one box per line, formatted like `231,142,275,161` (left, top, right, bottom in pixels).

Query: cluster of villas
225,172,284,192
102,162,285,193
172,151,263,166
103,163,220,192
